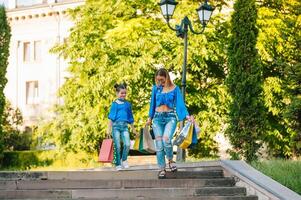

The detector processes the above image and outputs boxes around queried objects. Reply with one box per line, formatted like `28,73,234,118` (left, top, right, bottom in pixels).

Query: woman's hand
133,129,139,137
186,115,195,123
146,117,152,126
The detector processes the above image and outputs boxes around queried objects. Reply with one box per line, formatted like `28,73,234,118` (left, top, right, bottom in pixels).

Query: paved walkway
92,155,158,170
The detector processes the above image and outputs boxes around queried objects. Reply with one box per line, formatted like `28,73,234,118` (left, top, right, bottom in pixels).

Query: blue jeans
112,121,130,166
152,111,177,170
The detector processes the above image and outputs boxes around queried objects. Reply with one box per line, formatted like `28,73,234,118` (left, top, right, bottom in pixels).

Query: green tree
257,0,301,157
0,6,11,160
35,0,230,157
187,11,232,158
2,100,31,151
226,0,266,161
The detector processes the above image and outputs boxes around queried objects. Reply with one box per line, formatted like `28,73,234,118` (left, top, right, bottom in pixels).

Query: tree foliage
32,0,301,161
35,0,230,156
0,6,11,158
2,101,31,151
257,0,301,157
226,0,266,161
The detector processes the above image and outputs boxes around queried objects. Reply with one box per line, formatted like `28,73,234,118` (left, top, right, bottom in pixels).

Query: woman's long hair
155,68,173,87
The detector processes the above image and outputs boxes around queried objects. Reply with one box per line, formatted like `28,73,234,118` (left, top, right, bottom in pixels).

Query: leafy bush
2,101,31,151
0,150,99,170
1,151,53,170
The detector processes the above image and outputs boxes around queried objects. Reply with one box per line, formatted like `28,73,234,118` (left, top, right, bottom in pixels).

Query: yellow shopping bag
133,136,140,150
179,123,194,149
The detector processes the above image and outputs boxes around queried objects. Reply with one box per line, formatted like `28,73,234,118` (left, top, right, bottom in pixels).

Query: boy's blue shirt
108,99,134,124
148,85,189,121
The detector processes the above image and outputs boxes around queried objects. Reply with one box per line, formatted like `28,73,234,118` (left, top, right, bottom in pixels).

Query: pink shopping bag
98,138,113,163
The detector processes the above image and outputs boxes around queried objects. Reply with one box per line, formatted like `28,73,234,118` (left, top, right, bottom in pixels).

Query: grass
251,159,301,195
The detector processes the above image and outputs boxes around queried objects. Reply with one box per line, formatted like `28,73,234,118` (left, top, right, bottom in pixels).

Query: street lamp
159,0,214,162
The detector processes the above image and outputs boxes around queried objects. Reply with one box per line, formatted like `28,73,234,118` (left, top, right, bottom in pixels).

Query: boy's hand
106,129,111,138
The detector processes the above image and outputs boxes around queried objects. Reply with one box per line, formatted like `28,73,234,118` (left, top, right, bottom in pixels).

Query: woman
147,68,193,178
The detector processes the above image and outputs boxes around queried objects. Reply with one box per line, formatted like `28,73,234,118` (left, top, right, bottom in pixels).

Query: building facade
3,0,84,127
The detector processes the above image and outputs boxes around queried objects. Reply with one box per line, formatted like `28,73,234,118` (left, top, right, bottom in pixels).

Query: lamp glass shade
197,2,214,26
160,4,176,18
159,0,177,19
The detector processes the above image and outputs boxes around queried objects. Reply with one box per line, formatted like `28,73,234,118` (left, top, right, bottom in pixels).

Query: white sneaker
116,165,122,171
122,160,129,169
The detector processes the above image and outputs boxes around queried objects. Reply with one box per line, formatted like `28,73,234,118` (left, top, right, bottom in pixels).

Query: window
23,42,30,62
26,81,39,105
34,41,41,61
56,0,74,3
16,0,45,7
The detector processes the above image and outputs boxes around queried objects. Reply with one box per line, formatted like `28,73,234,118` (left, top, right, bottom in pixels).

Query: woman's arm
175,86,190,121
147,85,157,124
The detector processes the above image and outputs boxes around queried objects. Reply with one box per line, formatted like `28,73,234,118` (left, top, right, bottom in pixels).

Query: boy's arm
130,123,138,136
107,120,113,137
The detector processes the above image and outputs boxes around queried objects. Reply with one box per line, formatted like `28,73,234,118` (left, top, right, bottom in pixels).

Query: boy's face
117,89,127,99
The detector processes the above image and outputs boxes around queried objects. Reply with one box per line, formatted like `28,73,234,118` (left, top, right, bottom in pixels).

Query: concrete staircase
0,165,258,200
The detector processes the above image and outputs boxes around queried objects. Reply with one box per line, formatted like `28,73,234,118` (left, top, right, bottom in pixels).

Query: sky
0,0,8,7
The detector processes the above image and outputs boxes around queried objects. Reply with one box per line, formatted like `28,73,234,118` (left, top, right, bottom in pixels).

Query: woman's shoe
168,160,177,172
158,169,166,179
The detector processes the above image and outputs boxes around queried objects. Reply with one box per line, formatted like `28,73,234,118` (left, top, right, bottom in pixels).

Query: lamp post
159,0,214,162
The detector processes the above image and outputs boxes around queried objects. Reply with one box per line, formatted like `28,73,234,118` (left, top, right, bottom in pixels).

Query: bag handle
106,133,112,139
144,124,155,140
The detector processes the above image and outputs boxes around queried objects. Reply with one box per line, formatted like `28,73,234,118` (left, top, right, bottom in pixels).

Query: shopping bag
98,138,114,163
142,126,156,153
179,123,194,149
133,136,140,150
138,128,149,154
149,127,155,140
194,121,201,139
188,126,198,149
173,122,193,146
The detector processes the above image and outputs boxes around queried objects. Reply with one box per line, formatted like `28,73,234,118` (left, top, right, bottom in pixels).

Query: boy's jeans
112,121,130,166
152,111,177,170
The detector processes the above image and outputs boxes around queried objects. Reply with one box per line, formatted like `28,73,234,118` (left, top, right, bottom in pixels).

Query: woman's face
117,89,127,99
156,75,166,87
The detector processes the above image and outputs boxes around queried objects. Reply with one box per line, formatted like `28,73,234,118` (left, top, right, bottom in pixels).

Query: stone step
0,187,247,199
0,178,235,190
86,196,258,200
0,169,224,180
9,196,258,200
107,196,258,200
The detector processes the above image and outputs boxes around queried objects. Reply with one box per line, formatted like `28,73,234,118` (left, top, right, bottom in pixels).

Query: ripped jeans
112,121,130,166
152,111,177,170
